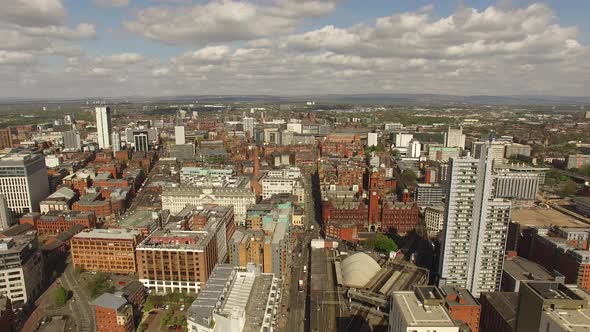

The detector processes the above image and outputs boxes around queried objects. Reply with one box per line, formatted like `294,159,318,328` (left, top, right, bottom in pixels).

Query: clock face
372,191,377,196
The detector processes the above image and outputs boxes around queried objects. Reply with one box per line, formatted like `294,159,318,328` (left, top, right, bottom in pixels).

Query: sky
1,0,589,98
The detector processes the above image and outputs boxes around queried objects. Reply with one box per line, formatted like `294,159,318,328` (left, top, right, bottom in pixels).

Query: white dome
341,252,381,288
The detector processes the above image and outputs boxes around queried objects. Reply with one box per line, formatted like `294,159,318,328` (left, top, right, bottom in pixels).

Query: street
60,262,95,332
285,168,323,332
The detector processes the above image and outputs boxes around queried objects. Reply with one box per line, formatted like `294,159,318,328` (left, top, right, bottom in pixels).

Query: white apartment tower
95,106,112,149
175,126,186,145
438,141,511,297
444,127,466,149
408,140,421,158
0,153,50,217
367,132,378,147
111,131,121,153
243,117,255,137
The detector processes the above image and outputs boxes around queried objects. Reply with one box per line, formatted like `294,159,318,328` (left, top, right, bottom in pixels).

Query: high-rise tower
438,141,511,296
95,106,112,149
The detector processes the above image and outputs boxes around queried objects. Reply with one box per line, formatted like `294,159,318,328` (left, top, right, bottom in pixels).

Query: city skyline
1,0,589,98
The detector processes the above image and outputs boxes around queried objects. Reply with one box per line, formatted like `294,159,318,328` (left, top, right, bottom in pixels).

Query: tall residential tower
95,106,112,149
438,141,511,296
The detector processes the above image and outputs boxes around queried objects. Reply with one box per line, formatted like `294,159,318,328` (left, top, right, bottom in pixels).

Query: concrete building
95,106,112,149
111,131,121,153
93,293,134,332
407,140,421,158
394,133,413,152
501,256,564,292
260,168,305,203
39,187,77,213
0,228,43,308
0,195,14,231
504,143,532,158
389,287,459,332
574,197,590,217
567,154,590,169
384,123,403,131
162,184,256,225
439,142,512,297
425,205,445,236
175,126,186,145
414,183,444,207
71,228,141,273
170,144,196,161
0,153,50,217
62,130,82,151
367,132,378,147
473,141,506,165
136,205,235,294
479,292,518,332
186,264,279,332
516,282,590,331
243,117,255,138
444,127,466,149
428,146,461,161
133,131,149,152
493,170,541,203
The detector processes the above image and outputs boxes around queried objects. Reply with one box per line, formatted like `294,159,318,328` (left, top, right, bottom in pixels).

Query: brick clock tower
368,171,380,231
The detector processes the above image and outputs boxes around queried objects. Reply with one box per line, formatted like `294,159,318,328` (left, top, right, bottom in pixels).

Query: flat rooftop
73,228,140,241
243,274,275,332
187,264,235,326
511,207,587,228
543,308,590,329
392,291,457,327
503,256,556,282
117,209,159,228
479,292,518,328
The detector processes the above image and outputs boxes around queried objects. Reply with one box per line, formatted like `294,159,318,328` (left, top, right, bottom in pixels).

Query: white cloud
22,23,96,39
95,53,146,65
94,0,130,7
0,0,66,27
0,51,35,65
174,46,231,64
125,0,339,44
1,2,589,98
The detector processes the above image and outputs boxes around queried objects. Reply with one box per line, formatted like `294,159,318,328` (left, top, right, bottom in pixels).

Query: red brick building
320,133,364,158
441,286,480,332
322,199,368,229
93,293,134,332
20,211,96,235
73,192,128,218
325,223,358,242
519,228,590,292
380,200,419,234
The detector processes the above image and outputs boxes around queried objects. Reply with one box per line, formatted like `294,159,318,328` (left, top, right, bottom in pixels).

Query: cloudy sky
1,0,589,98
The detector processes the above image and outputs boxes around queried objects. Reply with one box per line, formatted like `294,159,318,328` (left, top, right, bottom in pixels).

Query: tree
365,234,398,253
401,169,417,188
87,272,113,298
560,180,578,197
54,286,68,306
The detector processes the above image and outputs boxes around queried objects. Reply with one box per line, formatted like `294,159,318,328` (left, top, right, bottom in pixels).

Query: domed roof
340,252,381,288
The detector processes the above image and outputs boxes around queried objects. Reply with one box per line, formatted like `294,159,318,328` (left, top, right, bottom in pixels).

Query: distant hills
1,94,590,106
